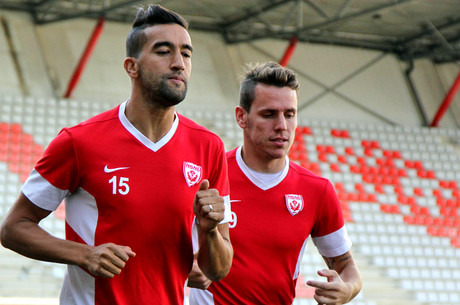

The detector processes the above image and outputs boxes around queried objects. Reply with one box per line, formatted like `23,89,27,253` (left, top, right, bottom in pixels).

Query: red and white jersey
22,101,230,305
189,146,351,305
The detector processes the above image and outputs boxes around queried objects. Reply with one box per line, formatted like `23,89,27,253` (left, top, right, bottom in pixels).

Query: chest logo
285,194,304,216
104,165,130,173
183,162,202,187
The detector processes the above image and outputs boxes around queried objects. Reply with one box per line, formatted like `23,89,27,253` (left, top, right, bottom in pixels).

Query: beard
139,67,188,107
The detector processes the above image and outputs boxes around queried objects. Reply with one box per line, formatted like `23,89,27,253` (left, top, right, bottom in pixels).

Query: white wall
0,9,459,128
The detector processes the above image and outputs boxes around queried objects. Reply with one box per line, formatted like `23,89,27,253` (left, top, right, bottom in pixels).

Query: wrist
201,226,219,237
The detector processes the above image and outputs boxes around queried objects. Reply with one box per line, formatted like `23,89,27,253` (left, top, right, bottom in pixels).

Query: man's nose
274,115,287,130
170,51,185,71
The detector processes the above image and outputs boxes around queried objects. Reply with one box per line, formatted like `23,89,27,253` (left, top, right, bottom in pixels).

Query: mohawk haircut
126,4,188,58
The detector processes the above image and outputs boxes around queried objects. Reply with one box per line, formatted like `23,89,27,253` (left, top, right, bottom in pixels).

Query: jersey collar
235,146,289,190
118,100,179,152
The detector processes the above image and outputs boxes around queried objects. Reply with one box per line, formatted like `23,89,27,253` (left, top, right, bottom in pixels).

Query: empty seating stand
1,96,460,305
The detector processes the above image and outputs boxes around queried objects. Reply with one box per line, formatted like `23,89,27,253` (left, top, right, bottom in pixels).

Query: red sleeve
34,128,80,193
311,180,345,238
209,139,230,197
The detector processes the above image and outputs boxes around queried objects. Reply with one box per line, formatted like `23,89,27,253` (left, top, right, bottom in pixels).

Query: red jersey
22,101,230,305
189,146,351,305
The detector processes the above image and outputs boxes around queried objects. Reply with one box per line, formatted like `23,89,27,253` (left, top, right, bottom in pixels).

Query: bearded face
133,24,192,109
138,66,188,107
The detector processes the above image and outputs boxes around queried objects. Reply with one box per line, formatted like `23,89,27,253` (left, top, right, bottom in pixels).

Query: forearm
1,217,90,267
338,260,362,302
318,251,362,304
197,225,233,282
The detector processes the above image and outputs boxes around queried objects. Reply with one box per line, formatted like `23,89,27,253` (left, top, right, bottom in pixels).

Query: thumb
199,179,209,191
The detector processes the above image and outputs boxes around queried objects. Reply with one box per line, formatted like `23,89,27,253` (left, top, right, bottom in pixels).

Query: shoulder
77,105,119,127
62,105,119,136
225,148,238,160
289,161,333,188
177,113,223,144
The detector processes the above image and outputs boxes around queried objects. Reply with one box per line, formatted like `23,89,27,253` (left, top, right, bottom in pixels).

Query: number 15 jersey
22,101,230,305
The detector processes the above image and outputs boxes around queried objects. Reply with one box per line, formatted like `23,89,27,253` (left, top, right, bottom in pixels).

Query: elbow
201,249,233,282
0,220,13,250
211,246,234,281
0,216,21,251
204,266,230,282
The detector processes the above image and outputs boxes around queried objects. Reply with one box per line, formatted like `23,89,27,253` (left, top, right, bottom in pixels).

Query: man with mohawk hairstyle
1,5,232,305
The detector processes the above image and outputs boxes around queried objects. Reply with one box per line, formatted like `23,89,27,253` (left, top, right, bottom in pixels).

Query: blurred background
0,1,459,304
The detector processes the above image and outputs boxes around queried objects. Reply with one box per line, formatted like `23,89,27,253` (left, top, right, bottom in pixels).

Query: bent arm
197,223,233,282
323,251,362,302
1,193,135,278
307,250,362,304
1,192,91,266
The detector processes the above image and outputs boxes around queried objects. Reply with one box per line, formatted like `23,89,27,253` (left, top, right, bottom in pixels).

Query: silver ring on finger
208,204,213,212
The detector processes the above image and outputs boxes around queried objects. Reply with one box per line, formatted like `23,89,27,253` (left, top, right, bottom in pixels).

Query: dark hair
126,5,189,58
239,62,299,112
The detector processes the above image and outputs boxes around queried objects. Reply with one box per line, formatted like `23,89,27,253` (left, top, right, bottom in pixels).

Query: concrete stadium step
0,247,62,298
354,252,421,305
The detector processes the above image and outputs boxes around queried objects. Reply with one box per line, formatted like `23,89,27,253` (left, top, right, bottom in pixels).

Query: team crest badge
183,162,202,187
285,194,304,216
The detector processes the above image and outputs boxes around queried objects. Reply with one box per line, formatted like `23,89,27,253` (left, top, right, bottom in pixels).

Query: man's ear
235,106,248,129
124,57,139,78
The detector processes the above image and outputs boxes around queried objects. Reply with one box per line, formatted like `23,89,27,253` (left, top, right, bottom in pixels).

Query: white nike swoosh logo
104,165,130,173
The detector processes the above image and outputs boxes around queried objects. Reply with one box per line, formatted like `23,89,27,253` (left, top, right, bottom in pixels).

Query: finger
198,193,224,205
96,267,117,278
308,279,338,291
318,269,338,282
314,294,330,305
314,289,339,304
307,280,323,289
107,253,128,270
113,247,130,261
199,179,209,191
107,246,134,268
202,201,226,215
123,246,136,258
201,203,214,218
100,258,123,277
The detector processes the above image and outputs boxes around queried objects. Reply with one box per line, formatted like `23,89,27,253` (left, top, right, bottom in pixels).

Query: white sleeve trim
189,287,214,305
22,168,69,211
312,226,352,257
221,195,231,224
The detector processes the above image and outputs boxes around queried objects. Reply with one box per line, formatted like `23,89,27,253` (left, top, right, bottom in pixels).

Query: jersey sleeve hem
312,226,352,257
22,168,69,211
220,195,231,224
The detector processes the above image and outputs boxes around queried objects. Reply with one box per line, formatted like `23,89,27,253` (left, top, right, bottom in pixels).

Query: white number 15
108,176,130,195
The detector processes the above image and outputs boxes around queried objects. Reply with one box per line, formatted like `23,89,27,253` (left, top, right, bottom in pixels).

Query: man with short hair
1,5,232,305
189,62,362,305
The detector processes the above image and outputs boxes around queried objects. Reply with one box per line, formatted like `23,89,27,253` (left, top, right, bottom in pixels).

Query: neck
240,145,286,173
125,97,176,143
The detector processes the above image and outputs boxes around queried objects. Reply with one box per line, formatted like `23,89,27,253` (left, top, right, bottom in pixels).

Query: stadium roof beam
223,0,415,44
32,0,143,24
221,0,291,29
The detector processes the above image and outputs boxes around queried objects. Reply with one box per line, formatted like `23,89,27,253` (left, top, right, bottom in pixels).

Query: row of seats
1,95,460,304
289,119,460,304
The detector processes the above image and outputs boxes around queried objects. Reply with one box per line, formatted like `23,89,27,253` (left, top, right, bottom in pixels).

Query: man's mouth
270,137,289,145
